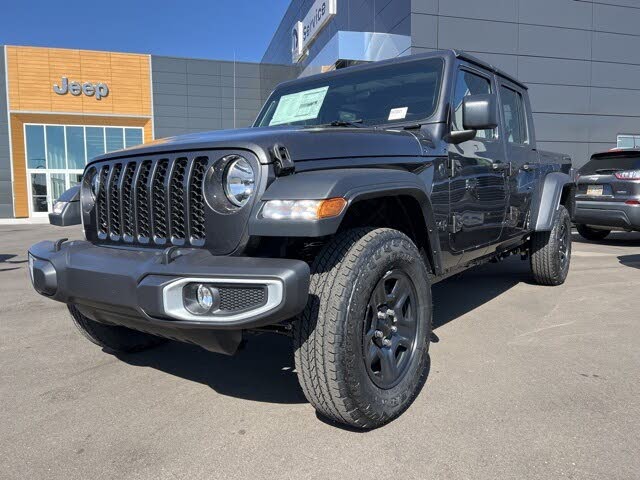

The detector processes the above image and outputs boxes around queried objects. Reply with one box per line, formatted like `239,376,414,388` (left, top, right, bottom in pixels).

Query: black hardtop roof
275,49,528,91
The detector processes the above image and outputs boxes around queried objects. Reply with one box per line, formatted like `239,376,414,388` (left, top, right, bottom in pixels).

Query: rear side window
501,86,528,145
580,154,640,175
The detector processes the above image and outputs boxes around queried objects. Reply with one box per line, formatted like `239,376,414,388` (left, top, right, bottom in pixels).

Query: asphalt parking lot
1,224,639,480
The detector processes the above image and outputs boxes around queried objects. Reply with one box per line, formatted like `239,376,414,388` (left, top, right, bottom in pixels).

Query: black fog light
183,283,220,315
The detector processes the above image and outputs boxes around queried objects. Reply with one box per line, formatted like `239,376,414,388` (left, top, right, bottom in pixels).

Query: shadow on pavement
117,257,531,405
117,333,306,404
572,231,640,246
618,254,640,270
432,256,531,329
0,253,28,272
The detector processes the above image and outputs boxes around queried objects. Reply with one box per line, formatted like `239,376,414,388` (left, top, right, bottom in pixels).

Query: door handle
522,163,538,171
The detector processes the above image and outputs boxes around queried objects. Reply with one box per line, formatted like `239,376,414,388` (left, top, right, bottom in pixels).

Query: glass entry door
28,171,83,216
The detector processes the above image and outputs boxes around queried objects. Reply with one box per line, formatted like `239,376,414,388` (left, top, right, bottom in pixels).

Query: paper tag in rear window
388,107,408,121
269,86,329,126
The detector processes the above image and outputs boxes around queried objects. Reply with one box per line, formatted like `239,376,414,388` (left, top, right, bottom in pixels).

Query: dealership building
2,0,640,218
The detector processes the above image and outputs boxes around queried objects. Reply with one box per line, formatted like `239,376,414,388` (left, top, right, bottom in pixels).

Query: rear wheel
530,205,572,286
293,228,432,429
68,305,165,353
576,224,610,241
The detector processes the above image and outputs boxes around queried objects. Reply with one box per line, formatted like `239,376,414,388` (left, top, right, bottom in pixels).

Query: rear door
498,82,539,238
448,66,508,254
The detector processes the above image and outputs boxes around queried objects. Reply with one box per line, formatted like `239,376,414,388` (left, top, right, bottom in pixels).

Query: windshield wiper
326,119,364,128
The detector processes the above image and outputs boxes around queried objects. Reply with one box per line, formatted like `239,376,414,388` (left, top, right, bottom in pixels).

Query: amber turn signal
317,198,347,219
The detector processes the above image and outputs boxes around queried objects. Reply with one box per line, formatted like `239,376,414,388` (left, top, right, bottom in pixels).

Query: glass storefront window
106,127,124,152
26,125,46,169
25,123,144,215
69,173,83,187
86,127,106,161
125,128,143,148
46,126,66,169
50,173,67,202
66,126,86,169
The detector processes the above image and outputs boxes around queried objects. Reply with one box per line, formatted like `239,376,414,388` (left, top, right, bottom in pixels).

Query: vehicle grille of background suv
94,155,209,247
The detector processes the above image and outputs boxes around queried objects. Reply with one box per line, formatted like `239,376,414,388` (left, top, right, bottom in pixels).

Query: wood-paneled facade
4,46,153,217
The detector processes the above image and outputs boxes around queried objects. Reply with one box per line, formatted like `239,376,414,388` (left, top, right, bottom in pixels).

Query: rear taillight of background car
614,170,640,180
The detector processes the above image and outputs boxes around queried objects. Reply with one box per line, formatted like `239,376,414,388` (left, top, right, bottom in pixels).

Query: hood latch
271,144,295,177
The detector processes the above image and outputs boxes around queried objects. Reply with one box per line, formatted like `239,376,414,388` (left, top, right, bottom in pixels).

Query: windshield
255,58,444,128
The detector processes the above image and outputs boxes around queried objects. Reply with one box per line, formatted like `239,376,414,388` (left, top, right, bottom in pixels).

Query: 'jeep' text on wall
53,77,109,100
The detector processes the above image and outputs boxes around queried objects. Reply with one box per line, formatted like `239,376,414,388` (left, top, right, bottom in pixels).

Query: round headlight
223,156,255,207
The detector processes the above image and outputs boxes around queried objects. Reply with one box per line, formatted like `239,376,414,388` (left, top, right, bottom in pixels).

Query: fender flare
531,171,574,231
248,168,442,272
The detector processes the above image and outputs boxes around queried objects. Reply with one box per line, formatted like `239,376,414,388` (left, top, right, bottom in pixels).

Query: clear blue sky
0,0,292,62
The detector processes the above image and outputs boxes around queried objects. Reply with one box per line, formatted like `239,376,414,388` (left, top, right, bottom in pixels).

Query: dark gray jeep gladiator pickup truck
29,50,574,429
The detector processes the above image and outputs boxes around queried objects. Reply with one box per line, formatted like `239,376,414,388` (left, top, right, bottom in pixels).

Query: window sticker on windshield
388,107,408,121
269,86,329,126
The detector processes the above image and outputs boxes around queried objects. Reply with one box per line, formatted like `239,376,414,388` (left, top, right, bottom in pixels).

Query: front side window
501,86,529,145
452,69,495,139
256,58,444,128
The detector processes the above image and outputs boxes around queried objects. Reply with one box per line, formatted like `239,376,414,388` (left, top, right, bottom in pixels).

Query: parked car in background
28,50,575,429
574,149,640,240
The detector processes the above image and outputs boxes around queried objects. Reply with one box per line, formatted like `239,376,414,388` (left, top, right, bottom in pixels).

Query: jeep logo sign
53,77,109,100
292,0,337,63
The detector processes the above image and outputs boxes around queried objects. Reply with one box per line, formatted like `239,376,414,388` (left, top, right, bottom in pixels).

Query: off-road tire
293,228,432,429
68,305,165,353
576,224,610,241
530,205,572,286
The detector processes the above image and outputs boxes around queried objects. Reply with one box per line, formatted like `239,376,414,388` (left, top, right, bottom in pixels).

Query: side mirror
49,186,81,226
463,93,498,131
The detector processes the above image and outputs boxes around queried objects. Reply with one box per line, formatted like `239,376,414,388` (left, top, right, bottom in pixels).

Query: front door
448,67,508,254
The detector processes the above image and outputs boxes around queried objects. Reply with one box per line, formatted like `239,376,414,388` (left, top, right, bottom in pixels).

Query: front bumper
28,240,310,354
574,200,640,230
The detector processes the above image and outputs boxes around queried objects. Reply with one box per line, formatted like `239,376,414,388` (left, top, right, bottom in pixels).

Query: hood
90,126,424,165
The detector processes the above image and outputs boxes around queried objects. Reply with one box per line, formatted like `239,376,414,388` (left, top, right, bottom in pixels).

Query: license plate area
587,185,604,196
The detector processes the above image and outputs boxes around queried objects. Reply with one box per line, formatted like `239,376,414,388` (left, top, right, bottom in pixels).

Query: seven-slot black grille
94,156,209,246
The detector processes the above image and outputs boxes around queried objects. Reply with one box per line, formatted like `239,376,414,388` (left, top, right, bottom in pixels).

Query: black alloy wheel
363,270,419,389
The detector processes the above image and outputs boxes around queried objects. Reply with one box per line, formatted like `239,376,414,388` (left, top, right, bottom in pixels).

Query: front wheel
293,228,432,429
530,205,572,286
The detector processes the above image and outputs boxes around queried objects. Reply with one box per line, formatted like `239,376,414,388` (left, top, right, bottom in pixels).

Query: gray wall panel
590,88,640,117
527,84,591,115
437,17,519,55
519,24,592,60
411,0,437,15
592,31,640,64
517,56,591,87
152,55,298,138
0,46,12,218
592,62,640,90
593,2,640,36
411,14,438,49
518,0,592,30
439,0,518,23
